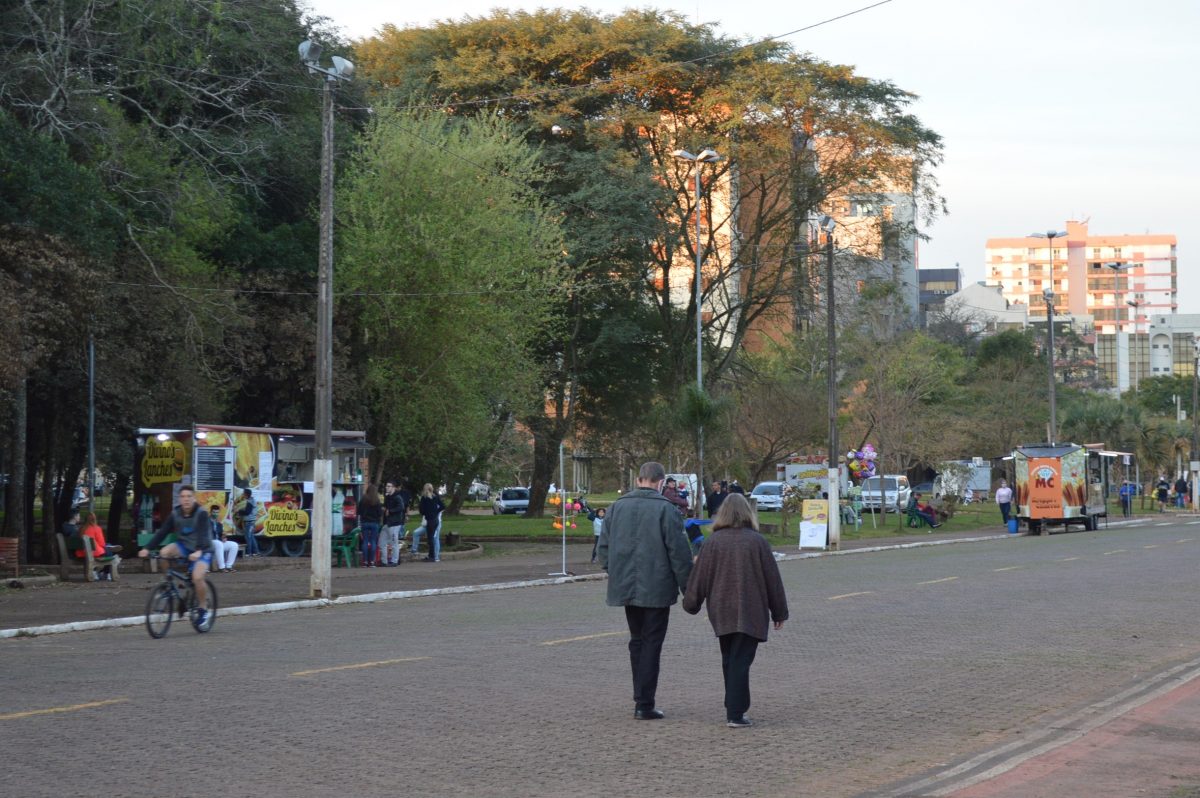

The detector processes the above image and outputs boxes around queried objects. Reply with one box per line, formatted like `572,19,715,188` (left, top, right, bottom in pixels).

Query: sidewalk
0,528,1007,633
944,662,1200,798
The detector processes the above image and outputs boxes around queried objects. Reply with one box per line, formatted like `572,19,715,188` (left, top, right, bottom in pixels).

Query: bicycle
144,555,218,639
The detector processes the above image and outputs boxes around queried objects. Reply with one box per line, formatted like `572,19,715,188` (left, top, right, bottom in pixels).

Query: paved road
3,520,1199,797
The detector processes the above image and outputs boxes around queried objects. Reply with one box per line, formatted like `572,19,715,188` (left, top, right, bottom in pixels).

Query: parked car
749,480,785,511
493,487,530,515
467,480,490,501
859,475,912,513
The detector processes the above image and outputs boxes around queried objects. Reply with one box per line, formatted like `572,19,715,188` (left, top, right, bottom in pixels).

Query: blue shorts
170,541,212,568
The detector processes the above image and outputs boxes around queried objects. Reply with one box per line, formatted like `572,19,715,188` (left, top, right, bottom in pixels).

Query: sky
302,0,1198,309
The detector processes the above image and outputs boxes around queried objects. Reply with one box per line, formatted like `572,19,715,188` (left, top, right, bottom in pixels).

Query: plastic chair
332,527,360,567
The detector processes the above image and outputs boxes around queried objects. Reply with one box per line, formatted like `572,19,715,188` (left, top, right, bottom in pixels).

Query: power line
340,0,897,114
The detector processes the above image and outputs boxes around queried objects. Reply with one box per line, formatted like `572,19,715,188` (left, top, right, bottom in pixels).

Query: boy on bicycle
138,486,214,625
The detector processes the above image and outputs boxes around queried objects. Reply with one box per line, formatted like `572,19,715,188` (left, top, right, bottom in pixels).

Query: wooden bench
56,532,121,582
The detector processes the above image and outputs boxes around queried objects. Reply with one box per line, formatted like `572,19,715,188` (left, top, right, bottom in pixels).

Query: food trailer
134,424,372,556
1012,443,1108,535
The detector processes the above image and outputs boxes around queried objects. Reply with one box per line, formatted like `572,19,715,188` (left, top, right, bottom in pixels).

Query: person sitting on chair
909,493,940,528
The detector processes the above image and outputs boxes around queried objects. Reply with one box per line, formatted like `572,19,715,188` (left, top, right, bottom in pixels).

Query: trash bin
1007,518,1019,534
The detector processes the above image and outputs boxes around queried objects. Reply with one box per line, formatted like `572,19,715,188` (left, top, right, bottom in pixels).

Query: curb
0,573,607,639
0,531,1079,640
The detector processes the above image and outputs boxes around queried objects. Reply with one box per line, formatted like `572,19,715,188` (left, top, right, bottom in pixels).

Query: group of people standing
354,481,445,566
597,462,789,728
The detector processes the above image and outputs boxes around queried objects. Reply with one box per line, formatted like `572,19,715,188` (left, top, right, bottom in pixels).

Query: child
590,507,606,563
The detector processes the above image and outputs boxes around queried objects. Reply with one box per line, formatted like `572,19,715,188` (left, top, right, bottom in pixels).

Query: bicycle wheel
189,578,218,633
145,582,174,639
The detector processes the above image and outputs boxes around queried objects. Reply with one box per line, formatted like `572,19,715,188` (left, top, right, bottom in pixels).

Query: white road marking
290,657,430,677
828,591,875,600
0,698,128,721
540,631,625,646
918,577,959,586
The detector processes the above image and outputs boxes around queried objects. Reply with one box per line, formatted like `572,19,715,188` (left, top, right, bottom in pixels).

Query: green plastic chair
332,527,360,567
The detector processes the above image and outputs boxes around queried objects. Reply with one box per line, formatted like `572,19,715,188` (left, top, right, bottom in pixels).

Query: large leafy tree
0,0,353,546
337,109,563,499
356,8,943,510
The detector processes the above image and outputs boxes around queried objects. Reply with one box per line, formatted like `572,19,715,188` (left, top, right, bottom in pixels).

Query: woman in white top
995,480,1014,524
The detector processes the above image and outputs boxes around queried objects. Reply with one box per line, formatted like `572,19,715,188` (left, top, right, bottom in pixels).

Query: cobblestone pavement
2,520,1199,797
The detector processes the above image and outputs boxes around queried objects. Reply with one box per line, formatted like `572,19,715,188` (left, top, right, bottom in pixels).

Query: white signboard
799,499,829,549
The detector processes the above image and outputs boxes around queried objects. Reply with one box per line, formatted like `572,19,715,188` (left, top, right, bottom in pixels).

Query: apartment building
985,219,1178,391
984,219,1177,326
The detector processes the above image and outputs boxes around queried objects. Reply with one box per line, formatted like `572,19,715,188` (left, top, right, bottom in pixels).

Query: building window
849,200,879,217
1092,248,1101,259
1114,247,1122,258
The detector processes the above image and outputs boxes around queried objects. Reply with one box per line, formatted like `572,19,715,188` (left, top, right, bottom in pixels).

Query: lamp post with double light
1126,297,1143,393
299,39,354,599
1043,287,1058,444
1103,261,1132,392
672,147,721,516
1192,335,1200,511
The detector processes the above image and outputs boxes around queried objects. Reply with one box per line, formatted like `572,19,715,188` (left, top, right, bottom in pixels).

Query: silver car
492,487,529,515
749,481,785,511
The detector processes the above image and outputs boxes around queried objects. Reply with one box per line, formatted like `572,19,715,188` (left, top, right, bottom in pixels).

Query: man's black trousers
624,605,671,711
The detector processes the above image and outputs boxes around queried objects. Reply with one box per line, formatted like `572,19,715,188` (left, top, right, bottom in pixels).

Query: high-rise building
984,219,1177,327
985,220,1178,391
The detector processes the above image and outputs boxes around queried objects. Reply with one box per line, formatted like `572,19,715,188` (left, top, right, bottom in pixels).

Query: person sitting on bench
78,511,122,579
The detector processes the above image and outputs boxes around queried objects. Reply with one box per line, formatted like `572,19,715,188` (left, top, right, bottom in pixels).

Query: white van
666,473,699,508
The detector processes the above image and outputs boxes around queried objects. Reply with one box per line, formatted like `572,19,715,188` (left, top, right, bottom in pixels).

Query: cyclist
138,485,214,626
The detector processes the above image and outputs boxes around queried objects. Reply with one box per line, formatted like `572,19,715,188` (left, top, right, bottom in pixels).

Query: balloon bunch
551,499,584,529
846,444,878,482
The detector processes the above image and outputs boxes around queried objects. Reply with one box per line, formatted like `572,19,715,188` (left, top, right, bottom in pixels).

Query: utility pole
300,40,354,598
821,216,841,549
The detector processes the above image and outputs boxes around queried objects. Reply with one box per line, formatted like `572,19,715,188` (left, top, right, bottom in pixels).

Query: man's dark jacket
598,487,692,608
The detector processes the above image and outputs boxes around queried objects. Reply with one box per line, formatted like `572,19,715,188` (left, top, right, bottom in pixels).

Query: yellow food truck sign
261,505,310,537
141,440,187,488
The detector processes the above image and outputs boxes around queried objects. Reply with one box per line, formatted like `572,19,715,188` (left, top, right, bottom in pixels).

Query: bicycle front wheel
190,578,218,633
145,583,174,639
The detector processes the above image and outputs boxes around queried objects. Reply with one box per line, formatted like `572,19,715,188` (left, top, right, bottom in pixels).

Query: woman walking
683,493,788,728
358,484,383,567
418,484,445,562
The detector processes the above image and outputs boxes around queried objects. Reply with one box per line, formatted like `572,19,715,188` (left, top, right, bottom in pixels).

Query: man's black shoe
634,708,665,720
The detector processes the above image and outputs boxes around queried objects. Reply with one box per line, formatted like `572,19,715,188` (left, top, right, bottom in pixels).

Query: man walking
598,461,693,720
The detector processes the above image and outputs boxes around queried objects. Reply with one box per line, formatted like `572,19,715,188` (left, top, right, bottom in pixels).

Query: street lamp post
672,147,721,516
1031,230,1066,444
819,215,841,548
1043,287,1057,445
1192,336,1199,511
1126,298,1143,393
300,39,354,599
1103,262,1131,392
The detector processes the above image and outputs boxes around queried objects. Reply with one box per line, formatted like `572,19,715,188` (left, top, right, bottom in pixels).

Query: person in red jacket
682,492,788,728
77,512,121,579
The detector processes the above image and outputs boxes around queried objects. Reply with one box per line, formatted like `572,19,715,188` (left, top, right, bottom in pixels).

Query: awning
275,435,373,451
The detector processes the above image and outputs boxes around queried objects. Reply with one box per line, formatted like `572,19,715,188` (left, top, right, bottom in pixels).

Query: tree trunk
107,471,130,546
4,377,28,566
525,422,566,518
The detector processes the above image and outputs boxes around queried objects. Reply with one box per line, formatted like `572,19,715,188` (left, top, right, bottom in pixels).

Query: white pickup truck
858,475,912,514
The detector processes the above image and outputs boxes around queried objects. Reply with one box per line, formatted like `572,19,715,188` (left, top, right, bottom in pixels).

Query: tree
356,8,944,508
337,108,563,497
